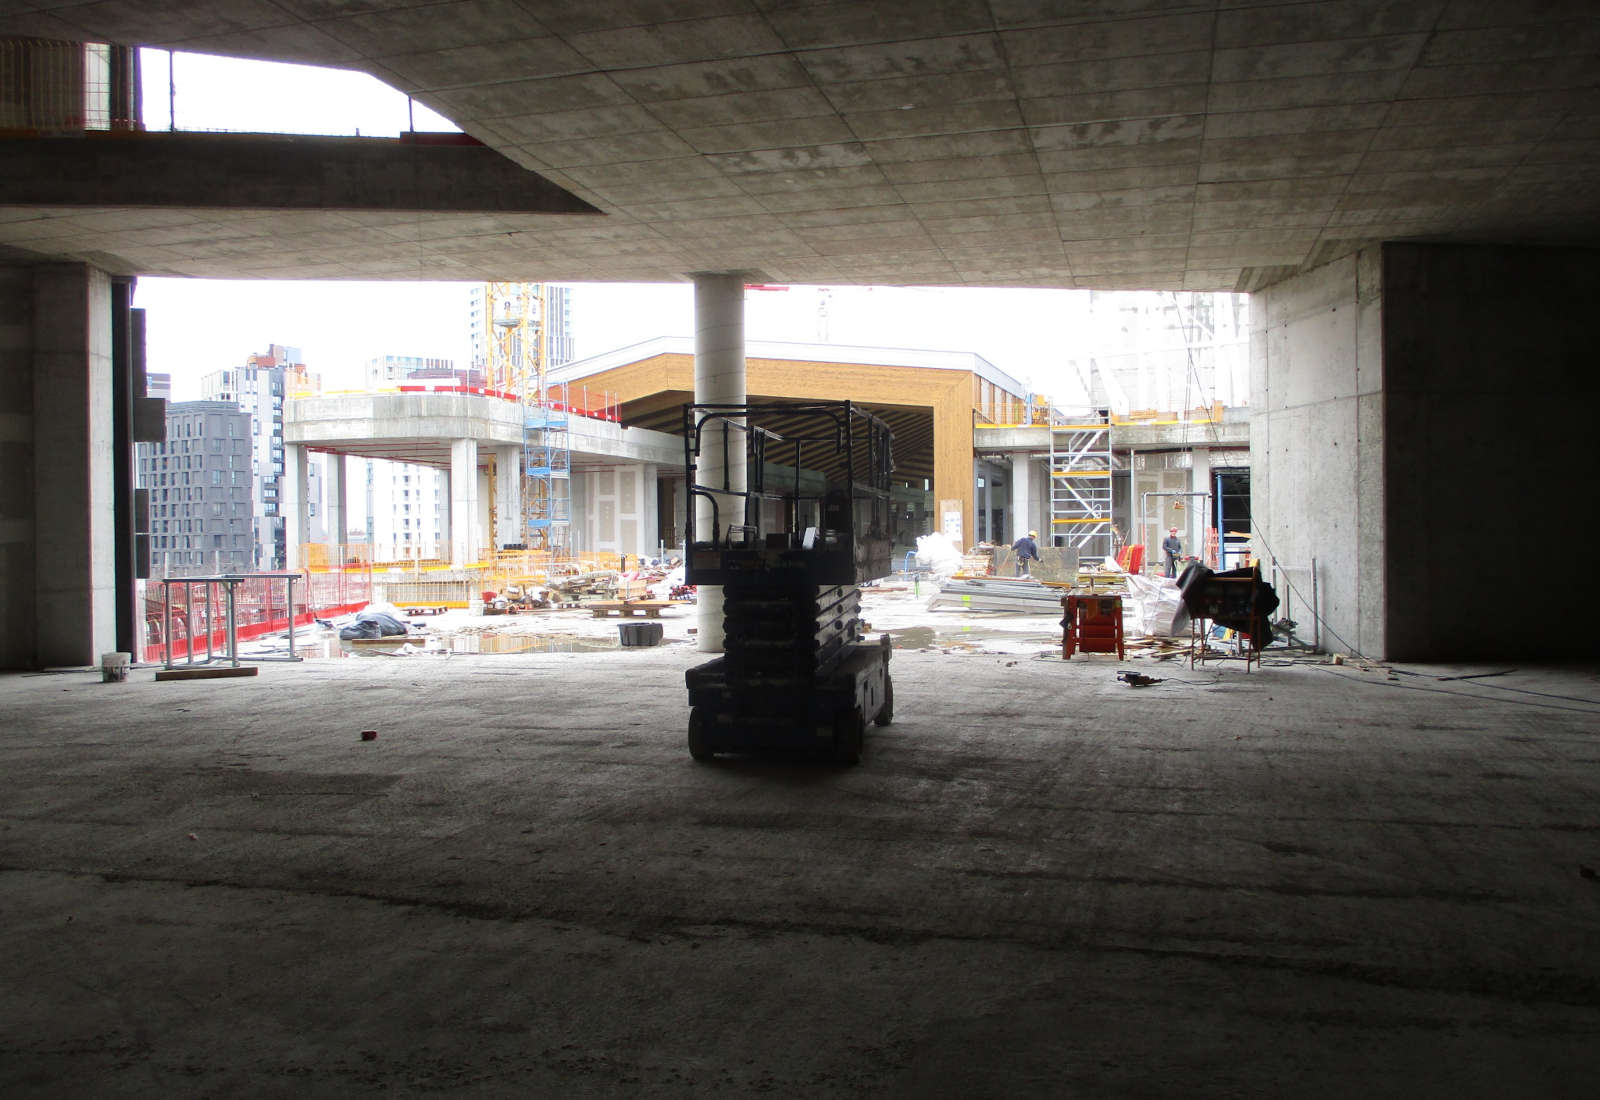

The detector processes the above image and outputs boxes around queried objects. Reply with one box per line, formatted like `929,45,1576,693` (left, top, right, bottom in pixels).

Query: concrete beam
0,133,599,215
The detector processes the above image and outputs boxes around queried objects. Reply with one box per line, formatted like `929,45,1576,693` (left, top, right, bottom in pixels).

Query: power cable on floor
1387,666,1600,707
1307,663,1600,715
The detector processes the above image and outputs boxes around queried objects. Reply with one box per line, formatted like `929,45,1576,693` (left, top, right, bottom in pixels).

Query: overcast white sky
132,50,1094,402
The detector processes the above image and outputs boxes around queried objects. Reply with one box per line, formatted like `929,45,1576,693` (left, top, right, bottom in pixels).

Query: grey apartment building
136,401,255,576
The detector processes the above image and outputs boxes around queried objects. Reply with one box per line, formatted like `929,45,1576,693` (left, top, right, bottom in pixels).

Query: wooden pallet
589,600,672,618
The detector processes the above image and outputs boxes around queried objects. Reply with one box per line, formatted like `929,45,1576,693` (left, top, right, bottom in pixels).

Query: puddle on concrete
286,630,625,658
884,626,937,649
445,632,620,655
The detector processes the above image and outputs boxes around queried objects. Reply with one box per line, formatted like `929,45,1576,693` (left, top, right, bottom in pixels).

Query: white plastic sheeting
913,531,964,580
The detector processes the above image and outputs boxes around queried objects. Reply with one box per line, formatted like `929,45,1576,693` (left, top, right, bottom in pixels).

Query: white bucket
100,651,131,683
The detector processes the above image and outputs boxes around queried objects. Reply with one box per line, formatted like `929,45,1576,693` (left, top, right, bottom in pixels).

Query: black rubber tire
874,674,894,726
687,707,713,762
833,706,865,766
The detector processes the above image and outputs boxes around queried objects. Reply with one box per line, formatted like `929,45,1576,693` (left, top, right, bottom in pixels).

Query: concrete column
496,445,521,549
641,462,659,559
449,438,479,567
282,443,309,570
324,452,347,551
1010,455,1032,543
692,272,746,652
26,264,117,667
1189,446,1212,564
438,466,450,559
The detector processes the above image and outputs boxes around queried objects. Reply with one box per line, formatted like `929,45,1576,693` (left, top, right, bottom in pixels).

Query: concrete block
819,70,1014,113
566,15,785,70
894,175,1045,204
1216,0,1443,51
862,130,1031,165
680,116,855,155
1019,85,1208,128
1035,139,1201,173
1001,13,1215,68
1010,51,1210,98
1044,163,1198,194
881,153,1037,185
843,100,1023,142
798,34,1003,85
769,0,990,49
1207,70,1408,113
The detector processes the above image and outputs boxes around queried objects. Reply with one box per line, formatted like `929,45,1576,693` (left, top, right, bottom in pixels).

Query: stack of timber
722,582,862,685
928,576,1066,613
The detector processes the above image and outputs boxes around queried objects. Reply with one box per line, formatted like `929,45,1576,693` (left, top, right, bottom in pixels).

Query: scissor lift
682,401,896,764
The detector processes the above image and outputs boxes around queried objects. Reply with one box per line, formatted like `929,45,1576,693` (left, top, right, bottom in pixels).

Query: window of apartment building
211,470,222,485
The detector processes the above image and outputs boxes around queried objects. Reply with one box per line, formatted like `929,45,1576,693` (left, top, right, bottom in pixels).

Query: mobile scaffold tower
1049,417,1114,559
485,282,570,552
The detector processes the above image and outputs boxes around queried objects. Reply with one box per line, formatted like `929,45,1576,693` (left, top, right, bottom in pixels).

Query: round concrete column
692,272,746,652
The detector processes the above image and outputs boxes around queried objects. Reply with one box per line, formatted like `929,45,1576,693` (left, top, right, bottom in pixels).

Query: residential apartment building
136,401,255,576
200,344,325,567
350,456,446,561
364,353,458,389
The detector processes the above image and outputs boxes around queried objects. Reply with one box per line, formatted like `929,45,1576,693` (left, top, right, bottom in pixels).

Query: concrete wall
0,262,117,668
573,463,659,559
0,264,37,666
1382,243,1600,660
1251,249,1385,659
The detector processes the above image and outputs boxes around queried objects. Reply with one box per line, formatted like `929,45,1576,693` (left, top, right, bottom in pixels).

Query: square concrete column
692,272,746,652
641,462,659,558
28,264,116,667
1009,455,1032,543
1189,446,1212,564
449,438,479,568
282,443,309,570
496,445,521,549
324,452,347,552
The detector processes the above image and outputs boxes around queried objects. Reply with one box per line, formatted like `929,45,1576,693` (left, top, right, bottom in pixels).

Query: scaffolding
1048,419,1114,559
484,282,570,552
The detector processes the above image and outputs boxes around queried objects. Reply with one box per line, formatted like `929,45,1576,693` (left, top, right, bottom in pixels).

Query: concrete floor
2,643,1598,1097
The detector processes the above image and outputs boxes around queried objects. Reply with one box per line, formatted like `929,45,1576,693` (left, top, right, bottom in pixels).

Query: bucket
618,621,663,647
100,652,131,683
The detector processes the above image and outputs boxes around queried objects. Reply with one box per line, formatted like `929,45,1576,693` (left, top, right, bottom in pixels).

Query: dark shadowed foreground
2,649,1597,1097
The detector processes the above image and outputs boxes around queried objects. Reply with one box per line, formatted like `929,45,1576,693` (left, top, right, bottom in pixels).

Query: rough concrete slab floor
2,649,1598,1097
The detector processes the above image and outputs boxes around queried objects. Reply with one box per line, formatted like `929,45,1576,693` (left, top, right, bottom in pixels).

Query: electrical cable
1388,666,1600,706
1306,663,1600,715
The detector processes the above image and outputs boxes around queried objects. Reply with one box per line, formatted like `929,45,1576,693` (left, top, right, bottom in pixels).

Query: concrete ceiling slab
2,0,1599,292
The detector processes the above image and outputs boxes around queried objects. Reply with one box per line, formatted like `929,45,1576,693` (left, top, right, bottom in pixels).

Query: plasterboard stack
927,577,1065,613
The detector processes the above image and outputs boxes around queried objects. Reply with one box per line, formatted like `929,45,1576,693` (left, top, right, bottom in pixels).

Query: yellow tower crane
483,282,569,554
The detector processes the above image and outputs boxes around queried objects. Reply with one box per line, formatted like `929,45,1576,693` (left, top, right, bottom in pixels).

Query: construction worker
1162,526,1183,578
1012,530,1039,577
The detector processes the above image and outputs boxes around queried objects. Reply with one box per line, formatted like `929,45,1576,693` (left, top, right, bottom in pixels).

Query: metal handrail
160,572,304,669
